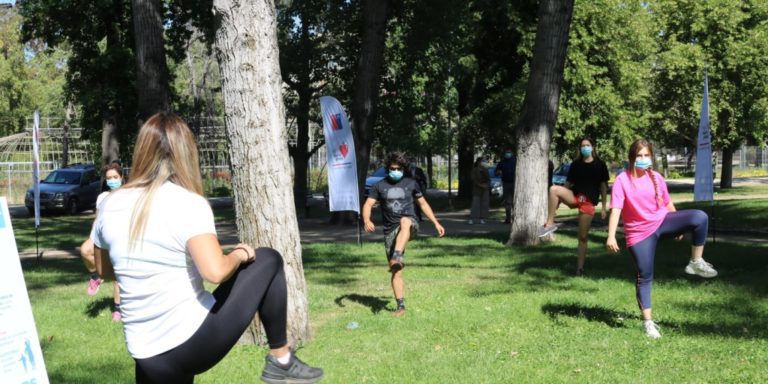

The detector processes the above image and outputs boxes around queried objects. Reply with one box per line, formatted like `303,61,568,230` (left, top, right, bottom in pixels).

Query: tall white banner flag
0,198,50,383
694,75,714,202
32,111,41,227
320,96,360,213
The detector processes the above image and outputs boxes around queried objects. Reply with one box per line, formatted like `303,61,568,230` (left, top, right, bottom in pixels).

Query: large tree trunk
100,112,120,166
720,145,734,189
509,0,574,245
352,0,388,205
62,101,74,168
213,0,311,345
456,132,474,200
132,0,169,126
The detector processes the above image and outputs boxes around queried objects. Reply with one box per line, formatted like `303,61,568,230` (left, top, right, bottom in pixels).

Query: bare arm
362,197,377,232
666,201,676,212
187,234,254,284
94,246,115,281
600,182,608,219
605,208,622,253
417,197,445,237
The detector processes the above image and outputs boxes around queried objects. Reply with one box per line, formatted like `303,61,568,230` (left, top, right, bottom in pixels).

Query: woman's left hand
674,234,683,241
234,243,256,263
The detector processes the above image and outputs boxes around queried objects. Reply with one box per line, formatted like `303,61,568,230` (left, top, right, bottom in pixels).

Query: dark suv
25,164,101,215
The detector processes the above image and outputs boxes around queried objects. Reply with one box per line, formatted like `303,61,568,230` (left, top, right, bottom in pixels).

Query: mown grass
23,228,768,383
12,183,768,252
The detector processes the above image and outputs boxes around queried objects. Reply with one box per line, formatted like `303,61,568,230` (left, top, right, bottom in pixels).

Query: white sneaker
684,259,718,278
479,219,486,224
468,220,474,225
643,320,661,339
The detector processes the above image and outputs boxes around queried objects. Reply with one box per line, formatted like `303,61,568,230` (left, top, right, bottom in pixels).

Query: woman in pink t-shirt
606,139,718,339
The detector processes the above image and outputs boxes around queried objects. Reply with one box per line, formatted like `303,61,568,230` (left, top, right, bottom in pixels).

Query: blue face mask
504,152,513,159
580,146,593,157
634,158,652,170
106,179,122,190
388,170,404,181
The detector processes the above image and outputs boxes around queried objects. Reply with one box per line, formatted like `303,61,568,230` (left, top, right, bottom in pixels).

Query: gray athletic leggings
628,210,708,310
134,248,288,383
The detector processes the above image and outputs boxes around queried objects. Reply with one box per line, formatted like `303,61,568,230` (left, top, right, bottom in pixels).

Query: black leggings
628,210,708,310
134,248,288,383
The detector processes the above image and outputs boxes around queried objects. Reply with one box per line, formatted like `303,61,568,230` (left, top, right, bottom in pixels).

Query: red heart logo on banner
339,143,349,158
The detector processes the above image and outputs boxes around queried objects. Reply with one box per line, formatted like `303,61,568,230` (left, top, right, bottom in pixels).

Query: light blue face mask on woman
388,170,404,181
106,179,122,190
580,146,593,157
634,158,652,170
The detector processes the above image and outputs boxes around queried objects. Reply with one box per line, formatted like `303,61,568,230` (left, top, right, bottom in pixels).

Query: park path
15,176,768,260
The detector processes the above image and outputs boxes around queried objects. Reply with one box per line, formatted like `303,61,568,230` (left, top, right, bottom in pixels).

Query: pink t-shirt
610,170,671,247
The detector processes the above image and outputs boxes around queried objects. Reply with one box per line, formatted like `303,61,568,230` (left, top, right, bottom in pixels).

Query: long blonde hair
124,112,203,248
628,138,662,207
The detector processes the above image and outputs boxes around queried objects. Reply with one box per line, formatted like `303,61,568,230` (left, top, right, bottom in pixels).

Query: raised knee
400,217,412,228
256,247,284,270
693,209,708,224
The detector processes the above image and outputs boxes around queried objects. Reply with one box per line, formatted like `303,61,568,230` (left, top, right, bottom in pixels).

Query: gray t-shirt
369,177,423,234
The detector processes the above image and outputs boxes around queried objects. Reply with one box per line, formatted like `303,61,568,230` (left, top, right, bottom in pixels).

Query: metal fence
659,145,768,177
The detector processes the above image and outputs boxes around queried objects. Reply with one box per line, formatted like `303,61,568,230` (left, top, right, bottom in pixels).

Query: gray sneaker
538,225,558,238
643,320,661,339
684,259,718,278
261,353,324,384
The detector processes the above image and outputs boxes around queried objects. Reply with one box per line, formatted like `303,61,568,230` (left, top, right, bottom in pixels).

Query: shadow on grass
13,213,93,251
21,258,85,290
84,297,113,318
542,302,636,328
334,294,390,314
47,361,130,384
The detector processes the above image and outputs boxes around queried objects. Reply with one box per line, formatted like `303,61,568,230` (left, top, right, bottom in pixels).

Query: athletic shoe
575,268,584,277
643,320,661,339
684,259,718,278
87,277,103,296
393,307,406,317
388,254,404,273
468,220,474,225
538,225,558,238
261,353,324,384
479,219,486,224
111,310,121,322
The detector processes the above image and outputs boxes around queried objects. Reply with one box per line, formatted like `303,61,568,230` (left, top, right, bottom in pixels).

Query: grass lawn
23,228,768,383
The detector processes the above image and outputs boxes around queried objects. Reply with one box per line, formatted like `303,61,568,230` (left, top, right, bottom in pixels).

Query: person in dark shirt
539,138,609,276
495,148,516,223
362,152,445,316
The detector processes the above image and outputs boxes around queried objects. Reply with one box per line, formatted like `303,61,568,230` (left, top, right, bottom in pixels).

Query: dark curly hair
385,151,409,172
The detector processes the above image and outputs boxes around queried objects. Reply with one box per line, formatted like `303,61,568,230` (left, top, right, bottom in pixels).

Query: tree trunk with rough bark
212,0,311,345
509,0,574,245
352,0,388,204
62,101,74,168
132,0,169,126
720,146,734,188
101,112,120,166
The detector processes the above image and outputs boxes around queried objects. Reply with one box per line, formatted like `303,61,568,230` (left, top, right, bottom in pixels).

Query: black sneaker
388,252,405,272
261,353,324,384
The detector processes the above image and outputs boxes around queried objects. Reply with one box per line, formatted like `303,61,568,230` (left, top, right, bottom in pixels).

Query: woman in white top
80,162,124,321
91,113,323,384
